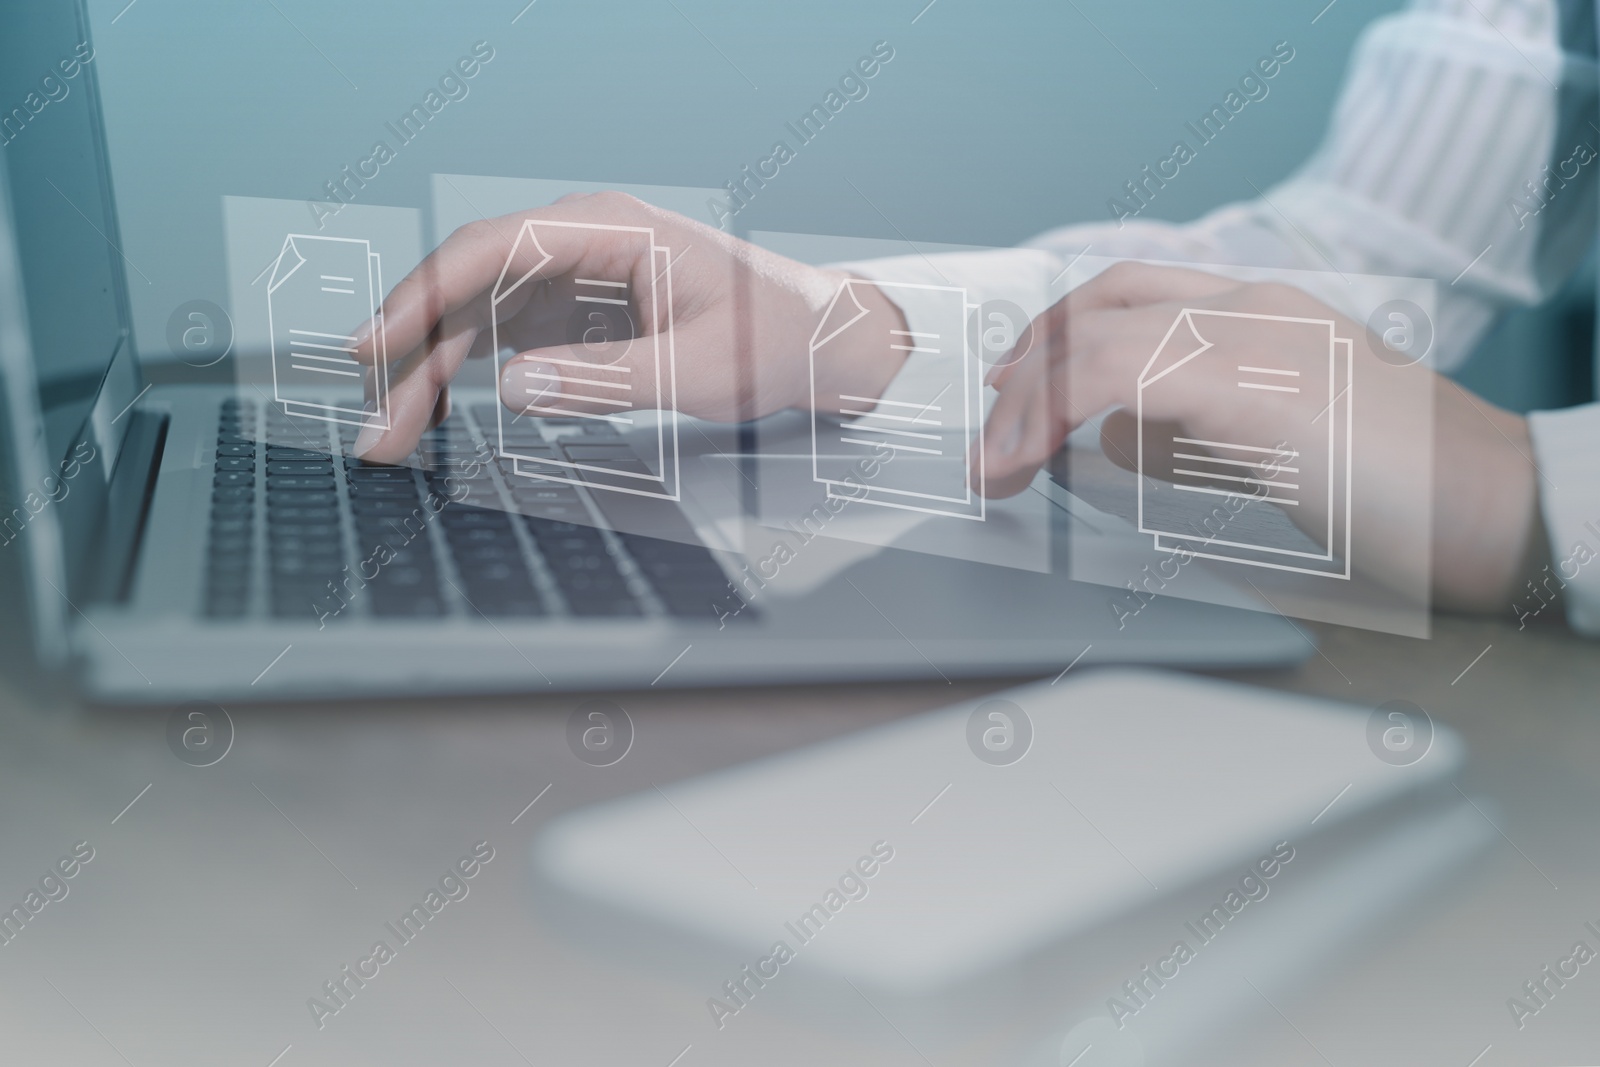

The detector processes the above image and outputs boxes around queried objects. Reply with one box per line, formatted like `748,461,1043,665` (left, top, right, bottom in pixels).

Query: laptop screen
0,3,129,466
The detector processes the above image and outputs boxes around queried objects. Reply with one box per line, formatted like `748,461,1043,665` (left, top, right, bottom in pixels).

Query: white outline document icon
809,279,985,520
490,219,680,501
266,234,388,427
1137,308,1352,578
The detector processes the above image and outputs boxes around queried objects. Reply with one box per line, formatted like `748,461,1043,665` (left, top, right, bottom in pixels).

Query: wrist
1433,388,1546,612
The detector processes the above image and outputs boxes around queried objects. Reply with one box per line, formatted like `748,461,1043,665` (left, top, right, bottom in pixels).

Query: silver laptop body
0,4,1308,705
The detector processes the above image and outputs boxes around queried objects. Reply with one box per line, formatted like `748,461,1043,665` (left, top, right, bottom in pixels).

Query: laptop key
270,540,343,560
268,489,339,509
514,502,591,523
527,532,608,556
347,482,418,499
270,523,340,542
269,561,336,582
267,447,334,462
267,476,337,492
268,506,340,523
451,545,522,567
272,544,342,563
349,499,425,518
345,465,414,482
439,507,509,526
446,527,518,548
509,484,583,502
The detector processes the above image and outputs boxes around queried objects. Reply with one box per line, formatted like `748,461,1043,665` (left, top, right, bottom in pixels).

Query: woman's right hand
348,191,909,462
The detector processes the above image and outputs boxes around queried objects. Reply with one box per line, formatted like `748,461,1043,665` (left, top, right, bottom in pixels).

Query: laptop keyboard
203,398,744,625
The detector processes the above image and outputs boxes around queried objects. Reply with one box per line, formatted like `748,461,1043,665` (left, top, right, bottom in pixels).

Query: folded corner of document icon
1137,308,1352,579
266,233,389,429
490,219,680,501
808,279,985,521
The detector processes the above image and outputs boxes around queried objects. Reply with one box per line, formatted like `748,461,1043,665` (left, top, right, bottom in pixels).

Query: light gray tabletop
0,606,1594,1066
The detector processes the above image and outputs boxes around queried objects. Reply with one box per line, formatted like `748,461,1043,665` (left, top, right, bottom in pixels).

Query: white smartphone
534,669,1462,993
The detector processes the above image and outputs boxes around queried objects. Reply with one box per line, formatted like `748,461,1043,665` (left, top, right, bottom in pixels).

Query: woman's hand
978,262,1547,610
349,191,908,462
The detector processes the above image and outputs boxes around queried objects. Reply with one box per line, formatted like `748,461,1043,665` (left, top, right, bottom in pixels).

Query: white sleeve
840,0,1595,407
1528,405,1600,634
842,0,1600,636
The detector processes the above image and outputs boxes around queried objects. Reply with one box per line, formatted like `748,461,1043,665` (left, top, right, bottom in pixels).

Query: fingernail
502,360,558,410
351,319,374,347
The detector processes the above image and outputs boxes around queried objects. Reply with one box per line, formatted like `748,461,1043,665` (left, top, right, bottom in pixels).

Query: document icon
1137,308,1352,578
809,279,984,520
491,219,680,501
265,234,388,427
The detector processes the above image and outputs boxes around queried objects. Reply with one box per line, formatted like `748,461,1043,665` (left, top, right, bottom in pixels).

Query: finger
980,306,1042,389
977,340,1058,497
981,300,1202,497
346,227,502,368
1098,408,1142,473
983,306,1059,394
1055,304,1302,489
978,303,1097,497
429,384,452,432
493,293,749,421
354,321,479,461
989,264,1239,392
497,344,653,422
1047,302,1187,425
350,194,653,370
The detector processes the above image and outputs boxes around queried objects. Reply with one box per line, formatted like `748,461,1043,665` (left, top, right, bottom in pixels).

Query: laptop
0,3,1308,703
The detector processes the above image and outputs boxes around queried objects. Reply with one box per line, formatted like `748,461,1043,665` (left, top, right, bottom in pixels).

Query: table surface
0,604,1594,1067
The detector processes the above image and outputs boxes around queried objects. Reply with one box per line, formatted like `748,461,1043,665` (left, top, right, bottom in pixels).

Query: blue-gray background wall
87,0,1591,410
